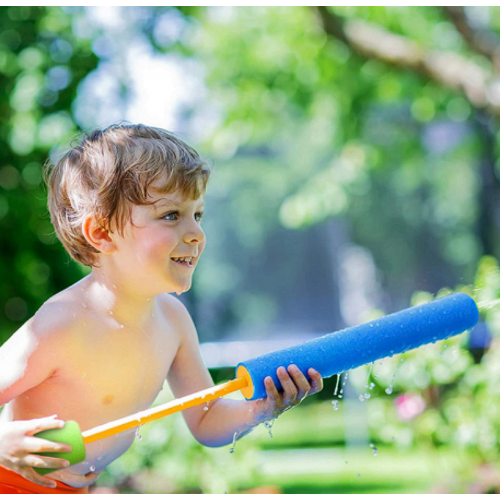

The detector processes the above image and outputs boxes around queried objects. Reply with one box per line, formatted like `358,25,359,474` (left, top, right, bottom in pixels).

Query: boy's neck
82,269,156,330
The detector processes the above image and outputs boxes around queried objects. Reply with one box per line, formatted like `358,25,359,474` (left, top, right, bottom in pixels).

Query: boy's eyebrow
153,198,205,209
154,198,178,207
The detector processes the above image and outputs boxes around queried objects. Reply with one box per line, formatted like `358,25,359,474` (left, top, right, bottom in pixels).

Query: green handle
32,420,86,476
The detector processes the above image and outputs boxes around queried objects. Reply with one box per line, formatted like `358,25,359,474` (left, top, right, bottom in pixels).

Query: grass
94,392,479,494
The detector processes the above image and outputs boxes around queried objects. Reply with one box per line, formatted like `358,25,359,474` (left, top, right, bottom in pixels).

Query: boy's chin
171,283,192,295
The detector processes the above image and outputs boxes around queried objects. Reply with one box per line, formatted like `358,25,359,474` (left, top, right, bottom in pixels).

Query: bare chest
15,318,179,433
63,324,177,421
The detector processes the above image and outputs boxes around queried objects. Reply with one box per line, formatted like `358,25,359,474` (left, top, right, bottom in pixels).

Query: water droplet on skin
204,401,210,411
229,431,238,454
264,420,275,438
109,310,113,315
90,465,95,472
112,284,117,289
120,324,124,329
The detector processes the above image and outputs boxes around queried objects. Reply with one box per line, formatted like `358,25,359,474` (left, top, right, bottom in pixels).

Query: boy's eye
162,211,179,221
195,212,204,222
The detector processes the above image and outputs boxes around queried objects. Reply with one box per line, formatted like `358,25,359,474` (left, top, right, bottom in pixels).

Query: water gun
34,292,478,474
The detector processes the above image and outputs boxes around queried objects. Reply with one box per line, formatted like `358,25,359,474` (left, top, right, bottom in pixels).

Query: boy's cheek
198,239,207,257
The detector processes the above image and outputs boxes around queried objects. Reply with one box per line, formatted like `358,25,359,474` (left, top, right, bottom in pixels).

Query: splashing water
338,372,349,399
229,431,238,454
334,374,341,396
332,400,339,411
365,362,374,388
90,465,96,472
440,342,448,356
264,419,276,438
135,426,143,441
385,357,404,395
477,298,500,310
370,443,378,456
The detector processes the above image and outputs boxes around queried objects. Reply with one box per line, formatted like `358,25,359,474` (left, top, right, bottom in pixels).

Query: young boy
0,124,323,494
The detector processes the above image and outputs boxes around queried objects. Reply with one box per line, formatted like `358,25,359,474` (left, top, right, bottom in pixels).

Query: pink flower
394,393,426,421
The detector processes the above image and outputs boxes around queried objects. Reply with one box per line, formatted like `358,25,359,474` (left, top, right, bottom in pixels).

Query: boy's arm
0,316,62,407
0,312,74,488
165,297,323,448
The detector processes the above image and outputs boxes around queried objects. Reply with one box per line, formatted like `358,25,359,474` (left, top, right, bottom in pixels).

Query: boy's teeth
173,257,192,264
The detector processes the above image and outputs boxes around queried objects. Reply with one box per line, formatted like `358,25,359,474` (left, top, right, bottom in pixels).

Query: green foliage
346,256,500,475
140,6,495,317
0,7,98,343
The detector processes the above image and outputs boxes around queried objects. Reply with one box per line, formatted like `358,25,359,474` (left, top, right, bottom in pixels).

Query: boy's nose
183,225,205,245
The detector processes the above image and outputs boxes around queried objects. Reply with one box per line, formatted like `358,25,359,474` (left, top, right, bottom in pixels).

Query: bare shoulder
0,287,85,403
156,293,192,323
156,293,197,342
29,287,86,342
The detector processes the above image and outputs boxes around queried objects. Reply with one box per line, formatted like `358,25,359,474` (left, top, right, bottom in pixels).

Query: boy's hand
250,365,323,424
0,414,72,488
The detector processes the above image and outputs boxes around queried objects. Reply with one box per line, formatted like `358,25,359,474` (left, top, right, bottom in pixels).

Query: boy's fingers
24,436,72,454
23,454,70,470
308,368,324,394
19,468,57,489
276,367,298,405
264,376,280,405
24,416,65,435
287,365,311,400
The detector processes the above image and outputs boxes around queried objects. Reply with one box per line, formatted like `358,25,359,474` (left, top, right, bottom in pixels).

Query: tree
140,7,500,314
0,6,99,342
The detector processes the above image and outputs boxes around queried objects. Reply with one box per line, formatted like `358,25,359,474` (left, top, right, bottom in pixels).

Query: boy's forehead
148,188,204,206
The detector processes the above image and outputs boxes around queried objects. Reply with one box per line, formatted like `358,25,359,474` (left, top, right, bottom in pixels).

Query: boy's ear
82,215,117,254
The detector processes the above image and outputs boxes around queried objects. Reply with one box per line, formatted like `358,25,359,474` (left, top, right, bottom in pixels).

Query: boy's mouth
171,256,195,267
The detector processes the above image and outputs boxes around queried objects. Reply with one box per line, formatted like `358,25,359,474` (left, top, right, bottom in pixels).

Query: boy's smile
104,183,206,297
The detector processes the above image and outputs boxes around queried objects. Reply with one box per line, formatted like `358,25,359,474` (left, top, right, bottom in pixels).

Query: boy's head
45,124,210,268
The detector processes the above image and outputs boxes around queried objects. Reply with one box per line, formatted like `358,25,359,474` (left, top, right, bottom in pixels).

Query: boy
0,124,323,493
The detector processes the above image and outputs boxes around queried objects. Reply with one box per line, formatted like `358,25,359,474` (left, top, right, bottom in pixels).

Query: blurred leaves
0,6,98,342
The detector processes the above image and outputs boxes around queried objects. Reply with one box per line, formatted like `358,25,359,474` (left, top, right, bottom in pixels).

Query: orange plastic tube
81,377,249,444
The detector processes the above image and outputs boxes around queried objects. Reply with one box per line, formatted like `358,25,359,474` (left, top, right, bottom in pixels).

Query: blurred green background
2,6,500,493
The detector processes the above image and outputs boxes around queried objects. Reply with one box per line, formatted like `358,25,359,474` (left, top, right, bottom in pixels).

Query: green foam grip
32,421,86,476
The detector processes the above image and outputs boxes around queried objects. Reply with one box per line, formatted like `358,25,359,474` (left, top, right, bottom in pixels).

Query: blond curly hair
45,124,210,267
